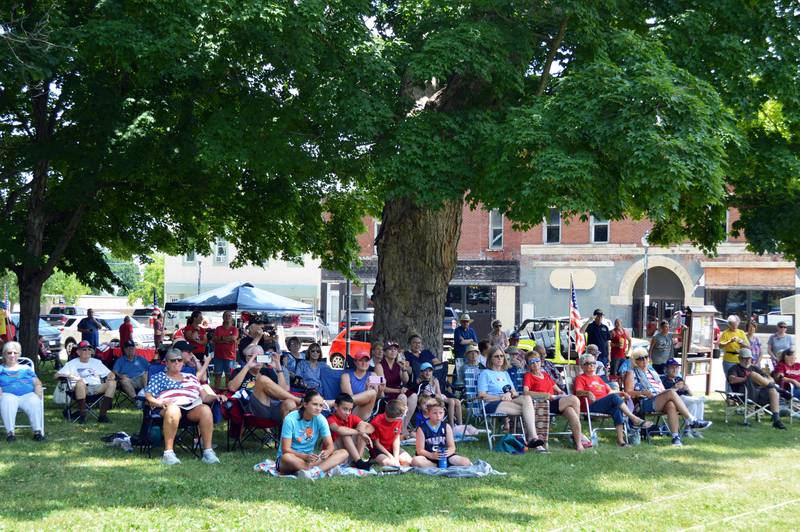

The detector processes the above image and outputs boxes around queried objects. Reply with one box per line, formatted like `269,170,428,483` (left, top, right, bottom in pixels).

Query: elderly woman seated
0,342,45,442
624,348,711,446
574,352,651,447
144,348,222,466
522,350,588,451
660,358,709,438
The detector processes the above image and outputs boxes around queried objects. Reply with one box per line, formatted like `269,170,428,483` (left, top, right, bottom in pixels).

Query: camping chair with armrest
15,357,45,436
575,382,628,447
223,394,280,452
716,386,772,426
136,401,201,458
463,374,526,450
57,376,107,423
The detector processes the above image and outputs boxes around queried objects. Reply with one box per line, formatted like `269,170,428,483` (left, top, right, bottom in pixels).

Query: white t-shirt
59,358,111,386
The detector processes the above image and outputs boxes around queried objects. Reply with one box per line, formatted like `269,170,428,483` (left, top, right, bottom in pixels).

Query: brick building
321,207,798,339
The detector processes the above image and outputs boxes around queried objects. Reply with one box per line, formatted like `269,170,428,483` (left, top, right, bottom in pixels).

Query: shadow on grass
0,392,795,527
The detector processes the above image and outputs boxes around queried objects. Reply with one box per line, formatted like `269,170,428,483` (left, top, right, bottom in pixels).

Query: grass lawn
1,375,799,531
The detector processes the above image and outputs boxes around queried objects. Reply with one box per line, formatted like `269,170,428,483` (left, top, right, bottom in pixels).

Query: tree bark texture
372,197,463,354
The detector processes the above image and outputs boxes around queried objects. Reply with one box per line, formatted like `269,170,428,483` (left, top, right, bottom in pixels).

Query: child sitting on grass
412,398,472,468
369,399,412,467
327,393,374,470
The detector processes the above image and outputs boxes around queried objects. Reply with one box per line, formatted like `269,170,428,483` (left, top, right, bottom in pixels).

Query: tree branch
39,203,87,281
535,16,569,97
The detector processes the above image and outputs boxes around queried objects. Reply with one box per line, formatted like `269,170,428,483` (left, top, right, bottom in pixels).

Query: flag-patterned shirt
144,372,202,406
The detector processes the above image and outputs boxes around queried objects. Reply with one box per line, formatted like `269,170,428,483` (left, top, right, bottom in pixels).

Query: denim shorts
213,358,236,375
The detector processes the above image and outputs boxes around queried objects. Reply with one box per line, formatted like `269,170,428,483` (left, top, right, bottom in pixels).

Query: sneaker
201,449,220,464
352,459,372,471
77,415,86,425
671,435,683,447
682,430,695,439
97,415,111,424
297,466,324,480
773,419,787,430
33,432,46,442
6,432,15,442
162,451,181,465
688,419,712,431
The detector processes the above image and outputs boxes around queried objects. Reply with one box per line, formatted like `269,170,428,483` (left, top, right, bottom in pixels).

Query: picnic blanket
253,459,503,479
401,434,478,446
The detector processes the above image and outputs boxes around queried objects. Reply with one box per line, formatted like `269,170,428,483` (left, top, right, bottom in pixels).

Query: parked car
338,309,374,332
41,305,88,326
10,314,63,356
285,315,331,345
442,307,460,346
131,306,160,326
61,314,156,353
328,325,372,370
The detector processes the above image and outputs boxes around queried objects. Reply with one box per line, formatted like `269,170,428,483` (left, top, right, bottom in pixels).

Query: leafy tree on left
0,1,386,361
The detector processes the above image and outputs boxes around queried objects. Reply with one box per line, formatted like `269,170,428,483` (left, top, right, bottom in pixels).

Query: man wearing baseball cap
113,340,149,400
727,348,786,430
581,309,611,366
57,341,116,423
454,314,478,359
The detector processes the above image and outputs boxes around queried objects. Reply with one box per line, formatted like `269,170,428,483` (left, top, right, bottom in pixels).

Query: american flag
569,277,586,356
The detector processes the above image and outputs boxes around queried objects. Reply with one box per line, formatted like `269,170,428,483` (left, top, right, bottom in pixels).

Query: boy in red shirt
327,393,374,470
369,399,412,467
212,311,239,388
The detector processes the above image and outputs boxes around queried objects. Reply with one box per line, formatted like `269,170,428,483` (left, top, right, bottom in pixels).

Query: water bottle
590,432,598,448
434,446,447,469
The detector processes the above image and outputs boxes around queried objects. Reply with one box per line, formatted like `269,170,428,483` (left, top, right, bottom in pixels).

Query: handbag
53,381,69,405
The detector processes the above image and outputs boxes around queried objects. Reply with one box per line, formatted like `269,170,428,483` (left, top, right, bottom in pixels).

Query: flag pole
568,275,573,362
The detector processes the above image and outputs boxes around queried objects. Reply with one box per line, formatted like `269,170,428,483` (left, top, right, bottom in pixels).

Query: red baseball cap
77,340,94,349
353,352,371,360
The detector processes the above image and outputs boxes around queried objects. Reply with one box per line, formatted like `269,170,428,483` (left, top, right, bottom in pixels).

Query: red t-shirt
523,372,556,395
574,374,610,410
370,413,402,449
213,325,239,360
610,328,630,360
183,325,207,355
119,322,134,347
326,412,362,442
776,362,800,389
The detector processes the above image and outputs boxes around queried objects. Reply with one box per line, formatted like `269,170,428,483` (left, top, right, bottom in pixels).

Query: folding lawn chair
462,371,526,449
224,396,280,452
716,387,773,426
58,377,107,422
578,395,627,447
136,402,201,458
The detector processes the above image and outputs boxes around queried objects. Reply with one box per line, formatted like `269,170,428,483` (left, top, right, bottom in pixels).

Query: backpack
494,434,527,454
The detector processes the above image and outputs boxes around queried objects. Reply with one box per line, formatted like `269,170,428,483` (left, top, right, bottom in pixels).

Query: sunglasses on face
167,358,183,363
635,356,649,361
528,358,541,364
581,361,595,366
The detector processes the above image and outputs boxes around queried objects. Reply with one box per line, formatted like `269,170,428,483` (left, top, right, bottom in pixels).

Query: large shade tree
0,0,386,360
368,1,800,352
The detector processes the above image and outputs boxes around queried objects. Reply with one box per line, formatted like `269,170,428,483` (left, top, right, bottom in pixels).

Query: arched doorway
632,266,685,337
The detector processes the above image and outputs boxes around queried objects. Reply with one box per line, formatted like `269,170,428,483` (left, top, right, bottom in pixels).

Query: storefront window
705,289,794,329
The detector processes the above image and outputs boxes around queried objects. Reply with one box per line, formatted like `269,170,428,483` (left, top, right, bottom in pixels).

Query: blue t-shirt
113,355,149,379
0,366,37,396
277,409,330,460
77,317,101,347
477,369,515,396
453,326,478,358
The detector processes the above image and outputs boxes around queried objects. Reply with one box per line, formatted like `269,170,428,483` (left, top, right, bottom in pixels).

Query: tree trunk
372,197,463,354
17,273,44,366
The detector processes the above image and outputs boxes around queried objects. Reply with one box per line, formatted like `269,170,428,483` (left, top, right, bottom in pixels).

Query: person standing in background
610,319,632,377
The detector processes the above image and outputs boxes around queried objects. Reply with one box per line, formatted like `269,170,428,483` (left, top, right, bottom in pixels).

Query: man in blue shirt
453,314,478,359
77,309,103,347
581,309,612,366
113,340,149,399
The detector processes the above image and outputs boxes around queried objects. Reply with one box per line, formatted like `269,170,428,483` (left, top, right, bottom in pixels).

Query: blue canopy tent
164,282,312,313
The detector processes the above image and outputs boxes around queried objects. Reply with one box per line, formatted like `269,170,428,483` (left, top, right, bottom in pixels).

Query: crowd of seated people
6,309,800,472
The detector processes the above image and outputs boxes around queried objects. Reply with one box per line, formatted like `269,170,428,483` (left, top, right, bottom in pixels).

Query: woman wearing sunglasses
522,350,588,451
623,347,711,447
574,352,650,447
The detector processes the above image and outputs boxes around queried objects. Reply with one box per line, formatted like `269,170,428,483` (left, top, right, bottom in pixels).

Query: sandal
632,419,654,430
526,438,546,449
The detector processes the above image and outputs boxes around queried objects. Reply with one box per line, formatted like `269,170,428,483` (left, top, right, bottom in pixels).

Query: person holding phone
277,390,348,479
227,345,300,421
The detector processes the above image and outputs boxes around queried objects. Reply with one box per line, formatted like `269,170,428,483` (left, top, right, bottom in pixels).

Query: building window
213,238,228,264
591,216,609,243
373,219,382,256
489,209,503,250
184,252,195,263
544,208,560,244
